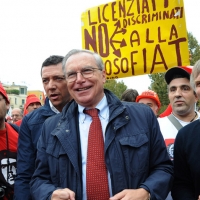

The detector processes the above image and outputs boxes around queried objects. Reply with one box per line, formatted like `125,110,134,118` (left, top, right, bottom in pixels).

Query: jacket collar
40,97,57,116
50,90,129,177
60,89,125,119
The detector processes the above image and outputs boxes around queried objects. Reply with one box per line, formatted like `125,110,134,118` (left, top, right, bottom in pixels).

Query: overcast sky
0,0,199,94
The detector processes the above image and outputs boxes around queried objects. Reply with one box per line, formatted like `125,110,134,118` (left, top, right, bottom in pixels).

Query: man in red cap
136,90,161,116
171,61,200,200
158,66,199,200
15,94,42,126
158,66,199,161
0,83,19,200
24,94,41,114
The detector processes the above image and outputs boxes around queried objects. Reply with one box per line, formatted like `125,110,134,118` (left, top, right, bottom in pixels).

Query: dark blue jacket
172,120,200,200
14,98,56,200
30,90,173,200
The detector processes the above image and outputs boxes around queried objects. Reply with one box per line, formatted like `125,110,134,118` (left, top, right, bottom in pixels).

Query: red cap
0,83,10,103
136,90,161,109
165,66,193,84
25,94,41,109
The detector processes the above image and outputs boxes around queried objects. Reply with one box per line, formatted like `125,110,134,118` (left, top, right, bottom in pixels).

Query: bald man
11,108,23,123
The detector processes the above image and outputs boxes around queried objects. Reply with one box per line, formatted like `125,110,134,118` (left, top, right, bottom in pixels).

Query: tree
6,89,19,95
148,32,200,113
188,32,200,65
104,79,127,99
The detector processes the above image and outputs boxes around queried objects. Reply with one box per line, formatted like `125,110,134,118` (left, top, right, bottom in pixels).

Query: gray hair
62,49,104,75
190,60,200,91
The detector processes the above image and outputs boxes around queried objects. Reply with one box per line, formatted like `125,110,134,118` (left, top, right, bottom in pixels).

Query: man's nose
76,72,85,82
175,88,182,97
48,79,56,88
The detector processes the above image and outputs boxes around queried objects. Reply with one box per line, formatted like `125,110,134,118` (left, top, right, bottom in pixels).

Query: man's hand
109,188,150,200
51,188,75,200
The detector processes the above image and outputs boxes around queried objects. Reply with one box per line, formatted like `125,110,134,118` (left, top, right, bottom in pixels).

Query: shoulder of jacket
7,122,19,133
44,112,62,124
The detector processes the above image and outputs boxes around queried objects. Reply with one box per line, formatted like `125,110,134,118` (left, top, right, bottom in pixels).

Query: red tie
84,108,110,200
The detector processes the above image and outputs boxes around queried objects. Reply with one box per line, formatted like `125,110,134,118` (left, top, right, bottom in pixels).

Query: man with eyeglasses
11,108,23,124
14,55,71,200
30,49,173,200
0,84,18,200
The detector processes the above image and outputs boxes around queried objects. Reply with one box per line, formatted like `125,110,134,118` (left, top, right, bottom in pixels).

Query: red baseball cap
25,94,41,109
0,83,10,103
165,66,192,84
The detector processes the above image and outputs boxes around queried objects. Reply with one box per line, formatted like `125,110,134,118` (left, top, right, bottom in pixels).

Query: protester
158,66,199,160
0,84,19,200
14,55,71,200
15,94,42,126
172,60,200,200
120,88,139,102
158,66,200,200
11,108,23,124
24,94,41,114
136,89,161,116
30,49,173,200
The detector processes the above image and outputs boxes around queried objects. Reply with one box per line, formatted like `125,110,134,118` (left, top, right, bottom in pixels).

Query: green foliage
188,32,200,65
148,73,169,107
158,105,168,115
6,89,19,95
104,79,127,99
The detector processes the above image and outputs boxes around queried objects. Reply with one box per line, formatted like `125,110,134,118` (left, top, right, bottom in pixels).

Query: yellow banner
81,0,189,79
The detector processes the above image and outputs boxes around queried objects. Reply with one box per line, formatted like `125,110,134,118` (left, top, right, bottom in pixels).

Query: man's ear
194,92,198,103
102,70,106,84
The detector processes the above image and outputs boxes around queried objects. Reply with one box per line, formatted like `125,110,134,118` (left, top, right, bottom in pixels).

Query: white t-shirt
157,112,200,160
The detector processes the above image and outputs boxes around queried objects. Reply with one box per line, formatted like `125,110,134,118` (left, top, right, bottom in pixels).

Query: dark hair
40,55,64,76
121,89,139,102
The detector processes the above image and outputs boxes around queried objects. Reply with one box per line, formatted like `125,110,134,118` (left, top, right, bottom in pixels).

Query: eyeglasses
66,67,102,83
11,114,20,118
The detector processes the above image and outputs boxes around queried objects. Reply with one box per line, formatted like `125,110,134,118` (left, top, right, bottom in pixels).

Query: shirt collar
78,94,109,122
49,100,60,114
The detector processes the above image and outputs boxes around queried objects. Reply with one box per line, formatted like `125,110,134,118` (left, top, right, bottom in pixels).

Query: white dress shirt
78,94,112,199
49,100,60,114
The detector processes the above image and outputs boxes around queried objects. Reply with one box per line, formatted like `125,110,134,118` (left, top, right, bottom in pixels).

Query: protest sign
81,0,189,79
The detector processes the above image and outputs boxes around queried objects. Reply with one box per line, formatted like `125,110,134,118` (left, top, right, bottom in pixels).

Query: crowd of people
0,49,200,200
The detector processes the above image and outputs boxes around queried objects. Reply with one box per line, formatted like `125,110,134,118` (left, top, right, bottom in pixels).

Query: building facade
3,82,27,109
2,82,44,110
